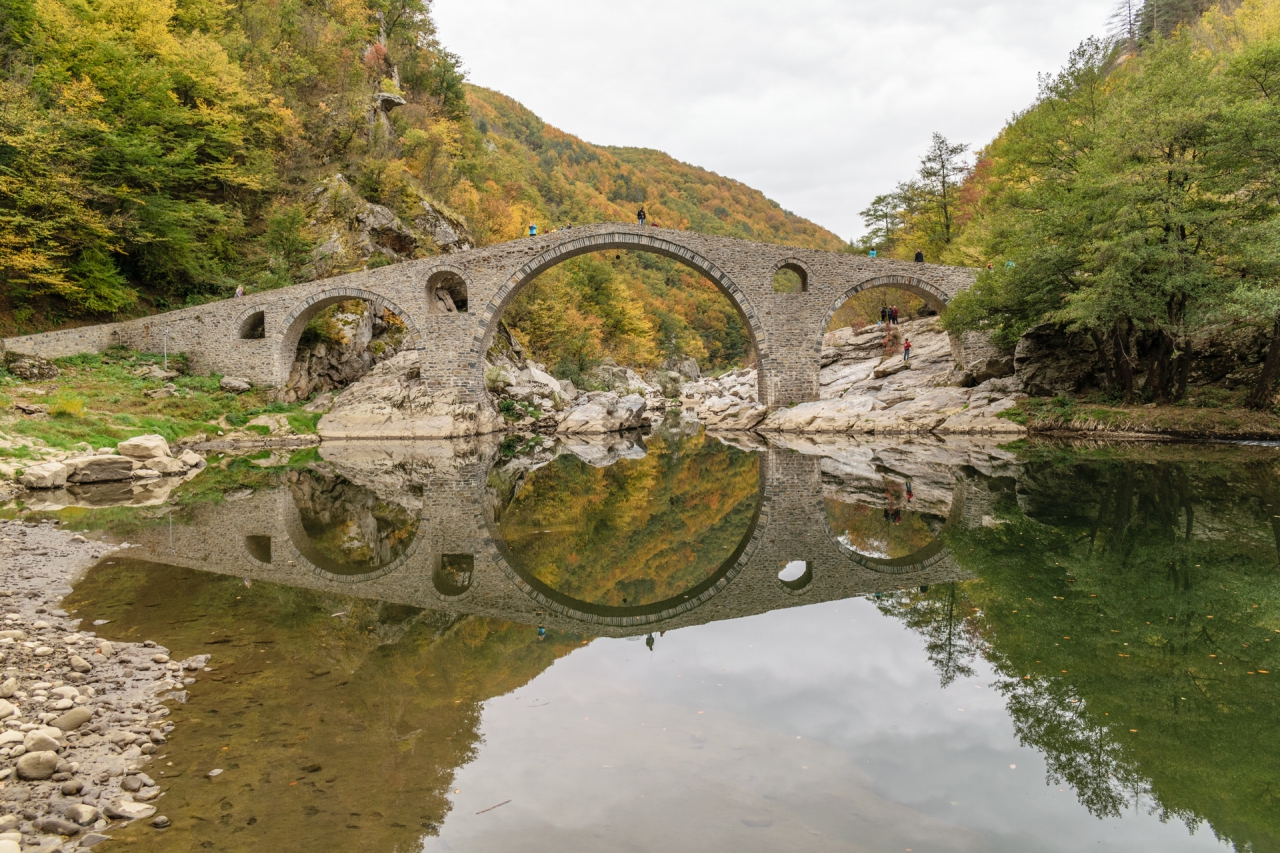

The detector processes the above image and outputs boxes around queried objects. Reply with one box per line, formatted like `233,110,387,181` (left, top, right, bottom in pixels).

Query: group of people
878,305,913,362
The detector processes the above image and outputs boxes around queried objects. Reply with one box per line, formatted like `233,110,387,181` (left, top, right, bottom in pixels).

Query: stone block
19,462,69,490
66,456,135,484
116,435,171,460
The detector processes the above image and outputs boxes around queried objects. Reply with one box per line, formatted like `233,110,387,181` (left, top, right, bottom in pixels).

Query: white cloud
434,0,1115,240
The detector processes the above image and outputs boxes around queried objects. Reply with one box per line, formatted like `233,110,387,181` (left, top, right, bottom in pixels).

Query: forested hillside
0,0,842,371
858,0,1280,406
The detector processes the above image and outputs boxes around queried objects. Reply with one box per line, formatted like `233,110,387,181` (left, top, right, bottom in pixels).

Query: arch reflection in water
819,445,958,573
491,429,762,618
287,470,418,577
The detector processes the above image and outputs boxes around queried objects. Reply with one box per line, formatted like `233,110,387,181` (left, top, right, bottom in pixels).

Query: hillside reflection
492,429,760,611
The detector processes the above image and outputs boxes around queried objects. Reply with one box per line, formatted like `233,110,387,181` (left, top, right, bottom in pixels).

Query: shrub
49,394,86,418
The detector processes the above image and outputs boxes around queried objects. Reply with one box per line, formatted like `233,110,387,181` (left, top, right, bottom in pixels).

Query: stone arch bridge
1,224,978,410
123,442,992,637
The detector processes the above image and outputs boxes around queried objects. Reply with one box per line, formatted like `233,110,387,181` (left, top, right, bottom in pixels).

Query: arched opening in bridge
286,469,419,577
245,535,272,564
434,554,474,597
427,270,468,313
278,293,417,404
485,246,761,407
239,311,266,340
772,264,807,294
777,560,813,593
487,425,762,621
821,451,961,573
820,276,952,402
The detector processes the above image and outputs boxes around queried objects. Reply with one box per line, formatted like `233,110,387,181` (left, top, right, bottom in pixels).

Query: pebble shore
0,518,208,851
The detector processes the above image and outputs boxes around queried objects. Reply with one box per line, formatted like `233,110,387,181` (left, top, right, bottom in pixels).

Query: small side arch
237,309,266,340
772,258,812,294
817,273,951,355
424,264,470,313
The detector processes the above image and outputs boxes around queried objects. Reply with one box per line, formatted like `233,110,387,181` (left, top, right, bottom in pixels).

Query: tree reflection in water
877,448,1280,850
493,429,760,609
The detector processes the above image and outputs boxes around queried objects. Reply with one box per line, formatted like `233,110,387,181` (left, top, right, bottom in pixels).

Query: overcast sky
433,0,1117,241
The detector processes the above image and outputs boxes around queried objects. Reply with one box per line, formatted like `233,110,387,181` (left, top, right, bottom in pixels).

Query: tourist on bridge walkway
637,207,647,227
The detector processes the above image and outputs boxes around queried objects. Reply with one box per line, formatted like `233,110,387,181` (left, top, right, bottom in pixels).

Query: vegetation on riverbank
863,0,1280,408
0,349,318,456
1000,392,1280,440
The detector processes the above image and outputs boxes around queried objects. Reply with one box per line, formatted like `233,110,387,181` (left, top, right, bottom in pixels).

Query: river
42,422,1280,852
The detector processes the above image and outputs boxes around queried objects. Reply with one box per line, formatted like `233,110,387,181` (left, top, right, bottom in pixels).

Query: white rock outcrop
319,351,503,439
556,393,647,435
116,434,171,460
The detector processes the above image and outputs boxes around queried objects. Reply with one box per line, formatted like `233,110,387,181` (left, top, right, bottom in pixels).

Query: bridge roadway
1,224,977,409
121,442,989,637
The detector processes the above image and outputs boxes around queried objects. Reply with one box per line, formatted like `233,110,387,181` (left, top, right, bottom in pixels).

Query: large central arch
469,230,771,400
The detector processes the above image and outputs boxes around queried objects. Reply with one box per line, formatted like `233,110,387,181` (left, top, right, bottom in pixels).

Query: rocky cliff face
1012,320,1276,400
308,174,473,279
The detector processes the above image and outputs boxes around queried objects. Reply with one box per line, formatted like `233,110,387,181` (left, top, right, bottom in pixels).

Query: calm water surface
40,426,1280,852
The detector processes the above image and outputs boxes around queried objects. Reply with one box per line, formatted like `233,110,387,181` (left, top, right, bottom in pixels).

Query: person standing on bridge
529,222,538,237
234,284,244,298
914,250,924,263
637,206,646,227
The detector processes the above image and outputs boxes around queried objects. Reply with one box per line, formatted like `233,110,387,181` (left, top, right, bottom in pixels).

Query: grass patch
0,349,317,450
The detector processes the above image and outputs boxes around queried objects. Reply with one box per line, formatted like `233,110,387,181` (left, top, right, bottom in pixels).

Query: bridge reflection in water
129,429,1016,635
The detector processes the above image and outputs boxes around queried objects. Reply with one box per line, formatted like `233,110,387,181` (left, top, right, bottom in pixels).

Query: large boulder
116,434,171,460
1014,324,1107,397
19,461,69,490
66,455,134,484
3,351,59,381
556,393,647,435
219,377,252,393
319,351,503,439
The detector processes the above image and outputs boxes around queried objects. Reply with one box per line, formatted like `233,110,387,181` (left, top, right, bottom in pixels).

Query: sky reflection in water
58,432,1278,852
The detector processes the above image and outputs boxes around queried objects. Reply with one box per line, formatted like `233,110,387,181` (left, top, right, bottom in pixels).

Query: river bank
0,519,211,849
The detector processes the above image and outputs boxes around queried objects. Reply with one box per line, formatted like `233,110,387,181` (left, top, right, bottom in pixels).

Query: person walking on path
637,207,647,227
914,250,924,263
880,306,888,325
903,337,912,362
529,222,538,237
891,305,899,325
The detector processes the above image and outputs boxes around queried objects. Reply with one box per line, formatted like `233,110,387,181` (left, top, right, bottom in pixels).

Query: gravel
0,518,211,845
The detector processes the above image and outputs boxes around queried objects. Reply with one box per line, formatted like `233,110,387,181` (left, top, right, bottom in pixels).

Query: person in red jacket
903,338,912,362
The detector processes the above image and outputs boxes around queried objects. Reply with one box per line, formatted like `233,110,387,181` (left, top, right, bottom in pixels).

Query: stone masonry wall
1,224,977,408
